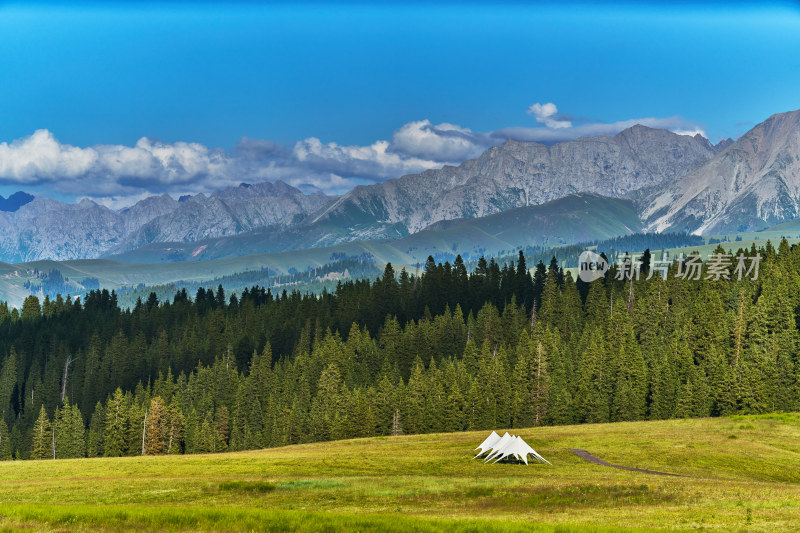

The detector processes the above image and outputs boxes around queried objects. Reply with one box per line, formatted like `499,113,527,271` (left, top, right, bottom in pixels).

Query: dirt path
570,449,685,477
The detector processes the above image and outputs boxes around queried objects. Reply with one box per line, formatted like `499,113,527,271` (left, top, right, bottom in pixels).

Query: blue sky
1,1,799,205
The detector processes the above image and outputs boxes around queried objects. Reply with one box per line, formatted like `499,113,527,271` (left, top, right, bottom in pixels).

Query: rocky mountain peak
714,138,734,152
0,180,335,262
311,124,720,240
643,109,800,234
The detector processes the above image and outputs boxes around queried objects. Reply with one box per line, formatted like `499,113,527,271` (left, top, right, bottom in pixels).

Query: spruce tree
424,359,445,434
0,351,17,425
530,335,550,426
55,400,85,459
103,388,129,457
544,329,572,426
30,406,51,460
216,405,230,451
374,373,396,435
442,362,466,432
404,358,426,434
610,314,646,422
574,328,609,423
648,348,677,420
511,331,534,427
144,397,168,455
309,364,345,441
87,402,105,458
707,346,736,417
0,420,11,460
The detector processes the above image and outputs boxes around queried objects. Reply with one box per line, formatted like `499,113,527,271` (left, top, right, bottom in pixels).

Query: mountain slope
112,181,331,253
107,193,640,263
0,198,134,262
405,193,641,258
309,125,721,244
759,217,800,235
643,110,800,234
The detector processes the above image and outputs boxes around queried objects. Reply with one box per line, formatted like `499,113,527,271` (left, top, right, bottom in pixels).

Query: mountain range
309,124,724,242
1,109,799,264
107,193,641,263
0,182,331,262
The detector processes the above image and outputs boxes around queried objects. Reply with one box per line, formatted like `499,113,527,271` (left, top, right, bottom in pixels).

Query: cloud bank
0,103,708,207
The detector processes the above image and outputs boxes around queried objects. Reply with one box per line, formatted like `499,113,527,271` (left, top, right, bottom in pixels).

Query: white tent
483,432,513,462
474,431,501,457
473,431,550,465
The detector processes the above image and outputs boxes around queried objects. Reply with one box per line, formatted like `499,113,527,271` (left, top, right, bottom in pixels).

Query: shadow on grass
218,481,277,493
467,483,680,511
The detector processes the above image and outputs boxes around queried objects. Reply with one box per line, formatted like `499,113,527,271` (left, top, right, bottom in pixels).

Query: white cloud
671,128,707,137
292,137,440,179
494,112,706,143
0,130,96,181
527,102,572,129
0,130,234,191
388,120,486,162
0,105,709,206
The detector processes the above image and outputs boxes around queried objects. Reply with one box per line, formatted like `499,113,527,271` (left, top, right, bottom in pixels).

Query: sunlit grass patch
0,505,646,532
0,414,799,531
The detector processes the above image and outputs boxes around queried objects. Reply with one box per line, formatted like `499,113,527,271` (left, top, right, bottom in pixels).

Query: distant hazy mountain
643,110,800,234
0,181,333,262
308,125,723,244
106,193,641,263
417,193,642,249
111,181,331,254
0,191,34,212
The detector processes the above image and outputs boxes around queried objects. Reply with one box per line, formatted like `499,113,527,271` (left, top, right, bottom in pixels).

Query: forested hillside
0,241,797,460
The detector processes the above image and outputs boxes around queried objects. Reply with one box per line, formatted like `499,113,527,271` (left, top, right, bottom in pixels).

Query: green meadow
0,414,799,532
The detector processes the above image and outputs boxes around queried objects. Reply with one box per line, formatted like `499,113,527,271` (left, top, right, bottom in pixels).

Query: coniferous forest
0,240,797,460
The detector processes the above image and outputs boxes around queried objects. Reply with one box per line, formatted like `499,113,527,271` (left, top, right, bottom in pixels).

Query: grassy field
0,414,799,532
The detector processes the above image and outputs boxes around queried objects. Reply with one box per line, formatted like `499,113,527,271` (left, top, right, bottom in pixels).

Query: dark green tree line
0,242,798,460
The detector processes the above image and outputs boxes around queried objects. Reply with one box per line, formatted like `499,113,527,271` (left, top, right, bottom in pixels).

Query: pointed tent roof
488,436,528,464
484,432,513,462
516,437,551,465
489,436,551,465
474,430,501,457
474,431,549,465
